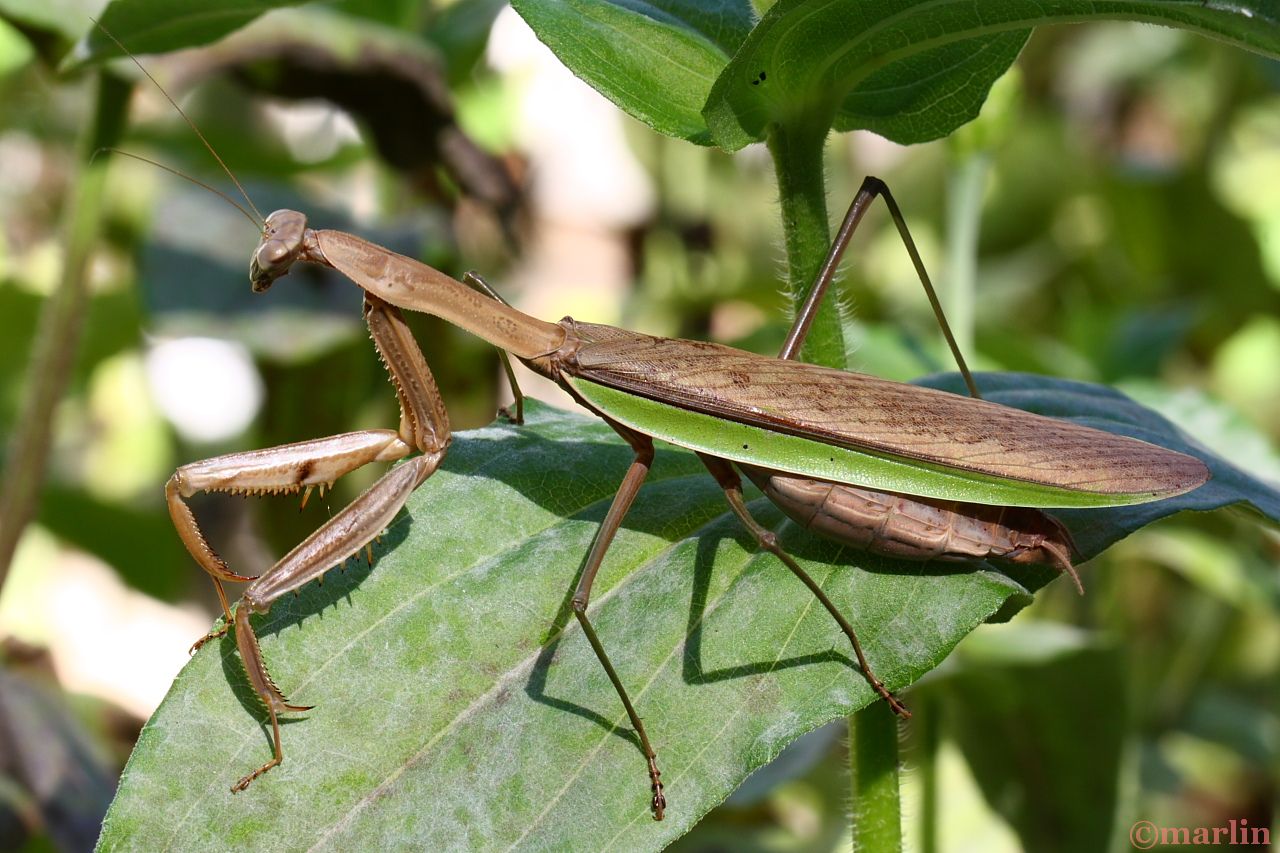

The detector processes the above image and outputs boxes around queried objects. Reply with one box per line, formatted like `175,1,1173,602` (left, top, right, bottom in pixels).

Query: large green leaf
66,0,308,66
701,0,1280,149
510,0,756,144
507,0,1280,149
98,379,1280,850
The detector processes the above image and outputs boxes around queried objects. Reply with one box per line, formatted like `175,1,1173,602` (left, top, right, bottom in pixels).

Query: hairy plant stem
766,120,846,370
850,699,903,852
768,116,904,850
0,71,131,591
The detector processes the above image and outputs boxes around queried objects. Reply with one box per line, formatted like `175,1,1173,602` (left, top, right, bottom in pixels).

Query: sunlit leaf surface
511,0,755,144
511,0,1280,149
99,377,1280,850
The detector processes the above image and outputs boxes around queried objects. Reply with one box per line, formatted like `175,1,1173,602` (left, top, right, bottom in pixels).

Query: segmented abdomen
739,464,1078,574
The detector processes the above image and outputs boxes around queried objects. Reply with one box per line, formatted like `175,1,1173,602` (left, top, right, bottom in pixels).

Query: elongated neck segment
310,229,565,360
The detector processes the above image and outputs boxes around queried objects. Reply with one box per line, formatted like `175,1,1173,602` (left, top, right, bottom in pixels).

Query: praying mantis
164,187,1208,821
113,28,1209,824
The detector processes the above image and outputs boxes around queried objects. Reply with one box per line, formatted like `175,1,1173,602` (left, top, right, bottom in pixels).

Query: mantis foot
499,402,524,425
879,686,911,719
231,756,281,793
648,756,666,820
189,621,230,655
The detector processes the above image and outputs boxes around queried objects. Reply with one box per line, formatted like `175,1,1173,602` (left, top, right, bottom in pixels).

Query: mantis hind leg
698,454,910,718
782,176,980,400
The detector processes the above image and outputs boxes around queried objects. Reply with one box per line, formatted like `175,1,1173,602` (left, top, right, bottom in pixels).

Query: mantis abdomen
739,464,1082,591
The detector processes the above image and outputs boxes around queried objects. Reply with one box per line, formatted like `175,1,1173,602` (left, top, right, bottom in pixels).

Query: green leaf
99,378,1280,849
0,15,34,76
927,622,1128,853
703,0,1280,150
66,0,309,67
511,0,756,144
0,0,100,43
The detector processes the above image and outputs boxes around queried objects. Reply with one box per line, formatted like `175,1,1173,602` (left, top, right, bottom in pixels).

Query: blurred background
1,2,1278,850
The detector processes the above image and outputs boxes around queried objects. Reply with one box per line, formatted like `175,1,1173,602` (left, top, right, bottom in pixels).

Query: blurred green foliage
0,2,1278,850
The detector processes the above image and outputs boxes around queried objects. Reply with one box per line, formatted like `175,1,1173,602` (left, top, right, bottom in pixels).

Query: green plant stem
849,700,903,852
0,71,131,591
768,117,904,850
944,152,988,361
766,120,845,370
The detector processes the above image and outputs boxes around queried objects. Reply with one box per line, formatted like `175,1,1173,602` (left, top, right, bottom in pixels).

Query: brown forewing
565,321,1208,496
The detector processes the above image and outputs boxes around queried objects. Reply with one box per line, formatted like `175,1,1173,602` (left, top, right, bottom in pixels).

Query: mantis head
251,209,309,292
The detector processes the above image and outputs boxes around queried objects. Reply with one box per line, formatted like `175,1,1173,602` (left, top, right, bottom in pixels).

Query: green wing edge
568,377,1168,509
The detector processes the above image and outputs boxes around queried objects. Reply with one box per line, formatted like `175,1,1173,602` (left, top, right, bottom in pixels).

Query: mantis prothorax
116,29,1207,821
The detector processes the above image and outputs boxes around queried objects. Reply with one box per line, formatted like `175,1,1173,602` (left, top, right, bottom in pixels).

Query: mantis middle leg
166,293,451,791
452,273,668,817
696,178,962,716
552,408,667,820
462,271,526,424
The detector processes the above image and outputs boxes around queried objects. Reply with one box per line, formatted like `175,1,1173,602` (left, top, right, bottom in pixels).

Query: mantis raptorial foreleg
167,293,451,790
169,428,415,647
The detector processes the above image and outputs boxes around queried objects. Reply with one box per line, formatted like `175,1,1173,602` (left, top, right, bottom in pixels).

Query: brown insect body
741,465,1081,589
179,202,1205,818
559,322,1087,587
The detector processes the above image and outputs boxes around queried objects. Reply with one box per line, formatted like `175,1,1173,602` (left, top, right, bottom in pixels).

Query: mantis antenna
95,147,262,229
89,17,266,228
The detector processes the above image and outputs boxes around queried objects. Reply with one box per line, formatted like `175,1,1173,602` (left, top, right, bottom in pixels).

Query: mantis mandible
118,33,1208,822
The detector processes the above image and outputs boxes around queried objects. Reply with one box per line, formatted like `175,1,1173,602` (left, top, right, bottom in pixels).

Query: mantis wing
564,322,1208,508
